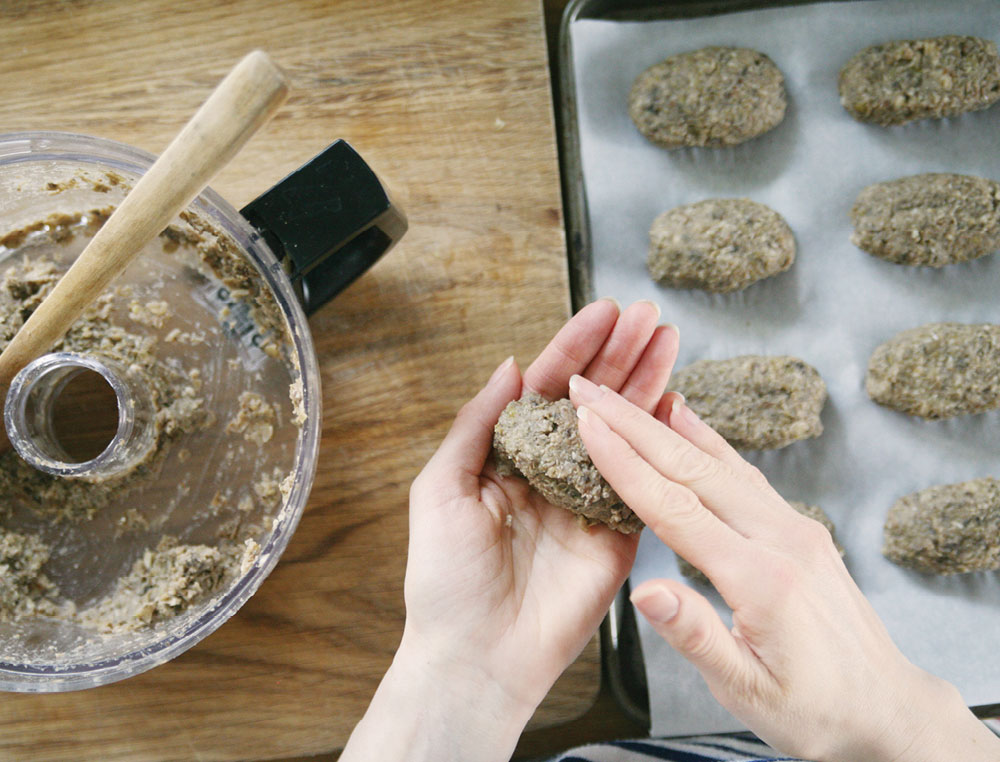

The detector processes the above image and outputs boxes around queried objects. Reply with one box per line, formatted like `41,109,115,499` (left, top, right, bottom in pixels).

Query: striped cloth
550,721,1000,761
549,734,804,761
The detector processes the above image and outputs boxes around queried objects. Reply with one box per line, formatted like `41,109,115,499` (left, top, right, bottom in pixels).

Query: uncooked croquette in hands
493,393,643,534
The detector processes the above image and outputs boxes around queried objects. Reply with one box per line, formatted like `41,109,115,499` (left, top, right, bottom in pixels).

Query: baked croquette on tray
850,173,1000,267
647,198,795,293
628,46,787,148
883,478,1000,574
565,0,1000,734
838,35,1000,126
667,355,826,451
866,323,1000,420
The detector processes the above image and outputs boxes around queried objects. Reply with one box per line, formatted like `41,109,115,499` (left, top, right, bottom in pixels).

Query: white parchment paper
569,0,1000,738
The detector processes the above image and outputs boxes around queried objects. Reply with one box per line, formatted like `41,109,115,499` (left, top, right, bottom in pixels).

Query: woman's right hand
569,374,1000,762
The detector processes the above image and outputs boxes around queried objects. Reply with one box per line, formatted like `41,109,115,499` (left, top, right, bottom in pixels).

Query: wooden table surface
0,1,622,759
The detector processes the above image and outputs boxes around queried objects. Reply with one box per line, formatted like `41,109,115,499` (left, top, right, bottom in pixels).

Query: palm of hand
403,300,678,709
407,463,637,696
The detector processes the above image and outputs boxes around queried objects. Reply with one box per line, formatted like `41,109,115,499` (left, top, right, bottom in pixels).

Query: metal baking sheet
558,0,1000,738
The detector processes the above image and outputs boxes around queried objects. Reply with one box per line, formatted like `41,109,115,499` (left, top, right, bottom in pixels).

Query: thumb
415,356,521,502
630,579,758,696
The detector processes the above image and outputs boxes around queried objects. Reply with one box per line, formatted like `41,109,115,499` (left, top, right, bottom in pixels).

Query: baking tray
556,0,1000,732
558,0,829,315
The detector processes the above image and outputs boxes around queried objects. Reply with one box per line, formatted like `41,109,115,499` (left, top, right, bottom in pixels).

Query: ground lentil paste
0,203,293,634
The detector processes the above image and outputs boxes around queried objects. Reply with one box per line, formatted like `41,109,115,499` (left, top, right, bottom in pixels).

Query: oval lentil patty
629,46,786,148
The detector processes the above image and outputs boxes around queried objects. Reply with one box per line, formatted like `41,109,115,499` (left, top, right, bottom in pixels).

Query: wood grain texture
0,1,590,760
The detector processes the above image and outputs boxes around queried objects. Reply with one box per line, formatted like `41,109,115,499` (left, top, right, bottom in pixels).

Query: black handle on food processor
240,140,407,315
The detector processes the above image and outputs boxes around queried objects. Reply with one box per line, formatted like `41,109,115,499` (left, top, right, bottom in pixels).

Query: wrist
888,678,999,762
341,635,538,762
836,668,1000,762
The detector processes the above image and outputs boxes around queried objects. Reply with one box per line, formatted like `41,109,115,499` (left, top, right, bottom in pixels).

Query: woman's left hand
343,300,677,761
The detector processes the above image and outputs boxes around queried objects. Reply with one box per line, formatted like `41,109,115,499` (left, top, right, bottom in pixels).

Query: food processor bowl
0,132,404,691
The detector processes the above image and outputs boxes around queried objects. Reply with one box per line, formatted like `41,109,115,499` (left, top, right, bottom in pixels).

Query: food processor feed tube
5,351,156,479
0,131,405,692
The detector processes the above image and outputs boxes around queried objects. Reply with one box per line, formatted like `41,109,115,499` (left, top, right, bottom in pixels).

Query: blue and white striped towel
549,734,804,761
550,721,1000,762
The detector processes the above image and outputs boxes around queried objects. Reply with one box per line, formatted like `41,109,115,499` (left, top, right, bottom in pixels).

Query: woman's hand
342,300,679,762
402,299,677,706
570,376,1000,762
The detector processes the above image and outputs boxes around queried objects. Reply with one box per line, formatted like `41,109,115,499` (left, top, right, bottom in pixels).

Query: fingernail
569,374,604,404
490,355,514,384
576,404,608,433
598,296,622,312
664,322,680,340
631,586,679,624
670,396,684,420
638,299,662,320
672,400,700,427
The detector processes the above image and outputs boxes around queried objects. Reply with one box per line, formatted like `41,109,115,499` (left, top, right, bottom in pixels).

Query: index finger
572,376,790,542
575,405,751,585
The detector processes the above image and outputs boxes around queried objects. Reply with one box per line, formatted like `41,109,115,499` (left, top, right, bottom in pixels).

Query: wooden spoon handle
0,50,288,397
